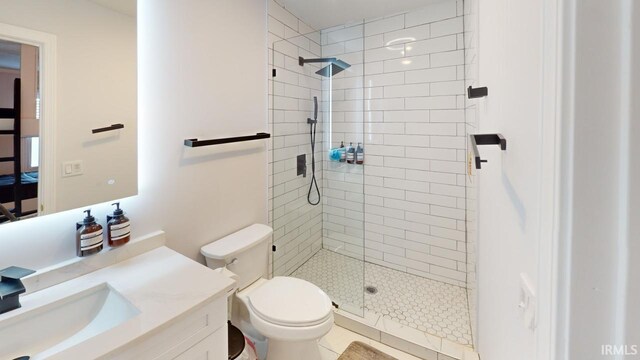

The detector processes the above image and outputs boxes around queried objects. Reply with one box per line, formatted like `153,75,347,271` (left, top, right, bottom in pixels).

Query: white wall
474,0,546,359
557,0,640,358
0,0,268,270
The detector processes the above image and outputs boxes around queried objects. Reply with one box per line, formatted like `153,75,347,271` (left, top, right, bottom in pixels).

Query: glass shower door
269,27,365,317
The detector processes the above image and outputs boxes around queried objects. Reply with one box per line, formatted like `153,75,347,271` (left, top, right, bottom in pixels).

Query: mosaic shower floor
292,249,473,347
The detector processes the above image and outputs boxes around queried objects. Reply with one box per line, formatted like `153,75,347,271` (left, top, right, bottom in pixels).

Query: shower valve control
297,154,307,177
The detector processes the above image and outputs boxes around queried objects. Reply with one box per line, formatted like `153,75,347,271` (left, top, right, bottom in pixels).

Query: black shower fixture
299,56,351,77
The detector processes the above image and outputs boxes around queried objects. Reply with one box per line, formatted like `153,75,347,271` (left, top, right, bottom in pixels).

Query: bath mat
338,341,397,360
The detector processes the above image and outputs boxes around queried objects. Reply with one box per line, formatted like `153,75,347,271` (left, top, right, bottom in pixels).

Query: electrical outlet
519,273,537,330
62,160,83,177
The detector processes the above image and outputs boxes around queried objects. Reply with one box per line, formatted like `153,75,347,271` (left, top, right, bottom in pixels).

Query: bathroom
0,0,637,359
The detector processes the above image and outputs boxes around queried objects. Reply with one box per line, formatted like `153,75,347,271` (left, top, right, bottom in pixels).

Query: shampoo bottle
76,209,104,257
356,143,364,164
107,202,131,247
339,141,346,162
346,142,355,164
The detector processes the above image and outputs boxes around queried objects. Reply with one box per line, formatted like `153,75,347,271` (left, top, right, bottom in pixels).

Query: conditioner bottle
107,202,131,247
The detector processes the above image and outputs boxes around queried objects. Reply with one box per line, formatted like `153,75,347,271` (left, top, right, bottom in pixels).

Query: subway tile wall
268,0,325,276
321,0,468,287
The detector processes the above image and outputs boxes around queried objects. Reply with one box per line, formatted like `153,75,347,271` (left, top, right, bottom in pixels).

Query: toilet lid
248,277,332,327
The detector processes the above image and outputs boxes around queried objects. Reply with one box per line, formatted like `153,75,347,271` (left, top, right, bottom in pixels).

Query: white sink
0,283,140,359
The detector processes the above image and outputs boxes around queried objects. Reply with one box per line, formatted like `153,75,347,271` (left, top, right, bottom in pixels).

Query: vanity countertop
0,246,235,359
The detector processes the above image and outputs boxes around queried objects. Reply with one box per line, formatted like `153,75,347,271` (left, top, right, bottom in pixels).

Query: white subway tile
384,83,429,98
405,96,457,110
384,198,429,214
365,165,406,179
405,66,457,84
405,147,457,161
324,25,364,44
430,109,465,122
431,205,466,220
383,24,430,46
405,191,457,208
430,50,465,67
406,250,457,269
430,136,466,149
430,80,465,95
430,265,466,281
384,177,429,193
384,134,430,147
365,46,405,62
365,61,384,75
366,98,405,111
384,110,430,123
430,17,464,37
323,42,346,57
365,34,384,49
268,0,299,30
405,35,457,56
366,123,405,134
365,185,406,200
384,55,431,72
405,1,457,27
365,14,405,36
430,160,466,174
406,231,458,250
365,72,405,87
383,157,430,171
431,183,465,197
406,123,457,136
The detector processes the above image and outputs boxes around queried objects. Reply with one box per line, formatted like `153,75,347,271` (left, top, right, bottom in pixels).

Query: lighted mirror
0,0,137,224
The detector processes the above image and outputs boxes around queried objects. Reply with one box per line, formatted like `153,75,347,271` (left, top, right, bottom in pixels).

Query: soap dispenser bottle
76,209,104,257
346,142,355,164
107,202,131,247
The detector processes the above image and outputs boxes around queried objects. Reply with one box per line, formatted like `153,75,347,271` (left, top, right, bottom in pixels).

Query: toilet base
266,338,321,360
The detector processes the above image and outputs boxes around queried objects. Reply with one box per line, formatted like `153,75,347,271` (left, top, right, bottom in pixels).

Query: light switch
62,160,84,177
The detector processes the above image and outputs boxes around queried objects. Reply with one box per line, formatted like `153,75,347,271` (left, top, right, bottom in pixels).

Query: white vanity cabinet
107,295,228,360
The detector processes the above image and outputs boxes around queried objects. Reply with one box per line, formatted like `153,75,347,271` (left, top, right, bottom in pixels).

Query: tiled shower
268,0,475,350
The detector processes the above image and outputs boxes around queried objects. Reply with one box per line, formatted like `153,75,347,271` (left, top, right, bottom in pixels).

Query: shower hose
308,96,320,206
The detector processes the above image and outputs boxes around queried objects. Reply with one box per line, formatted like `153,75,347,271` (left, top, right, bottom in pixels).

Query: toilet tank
201,224,273,290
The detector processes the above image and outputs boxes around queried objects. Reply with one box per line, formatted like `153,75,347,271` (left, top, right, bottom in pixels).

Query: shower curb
333,308,479,360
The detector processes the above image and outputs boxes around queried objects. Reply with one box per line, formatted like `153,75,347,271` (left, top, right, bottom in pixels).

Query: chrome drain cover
365,286,378,294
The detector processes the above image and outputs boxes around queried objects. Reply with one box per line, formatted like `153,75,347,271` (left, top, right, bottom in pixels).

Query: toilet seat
247,277,332,327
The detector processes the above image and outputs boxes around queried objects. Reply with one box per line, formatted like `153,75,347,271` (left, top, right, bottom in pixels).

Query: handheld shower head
307,96,318,124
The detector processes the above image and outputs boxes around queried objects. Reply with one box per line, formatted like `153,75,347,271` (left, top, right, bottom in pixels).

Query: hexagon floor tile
292,249,474,347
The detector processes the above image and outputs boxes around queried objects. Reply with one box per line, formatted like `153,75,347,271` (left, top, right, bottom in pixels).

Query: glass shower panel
270,26,366,318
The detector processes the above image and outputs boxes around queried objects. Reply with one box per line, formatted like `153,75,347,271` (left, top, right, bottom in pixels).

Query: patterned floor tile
292,249,473,347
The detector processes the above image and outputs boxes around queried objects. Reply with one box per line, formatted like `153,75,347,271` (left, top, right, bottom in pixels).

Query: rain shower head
299,56,351,77
316,59,350,77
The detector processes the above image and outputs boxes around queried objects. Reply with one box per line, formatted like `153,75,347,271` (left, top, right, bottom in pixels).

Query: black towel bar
184,132,271,147
470,134,506,169
92,124,124,134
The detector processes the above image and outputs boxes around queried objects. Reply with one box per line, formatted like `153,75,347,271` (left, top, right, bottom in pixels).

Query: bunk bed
0,78,38,223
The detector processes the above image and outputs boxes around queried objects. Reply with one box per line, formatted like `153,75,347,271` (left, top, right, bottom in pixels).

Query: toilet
201,224,334,360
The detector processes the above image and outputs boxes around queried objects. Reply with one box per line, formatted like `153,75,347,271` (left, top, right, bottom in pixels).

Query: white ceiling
275,0,445,30
89,0,136,16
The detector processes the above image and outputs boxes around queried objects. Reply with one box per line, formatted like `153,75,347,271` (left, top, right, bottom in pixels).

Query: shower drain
365,285,378,295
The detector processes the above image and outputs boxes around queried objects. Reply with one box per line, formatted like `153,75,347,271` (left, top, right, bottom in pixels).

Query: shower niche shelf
470,133,507,169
